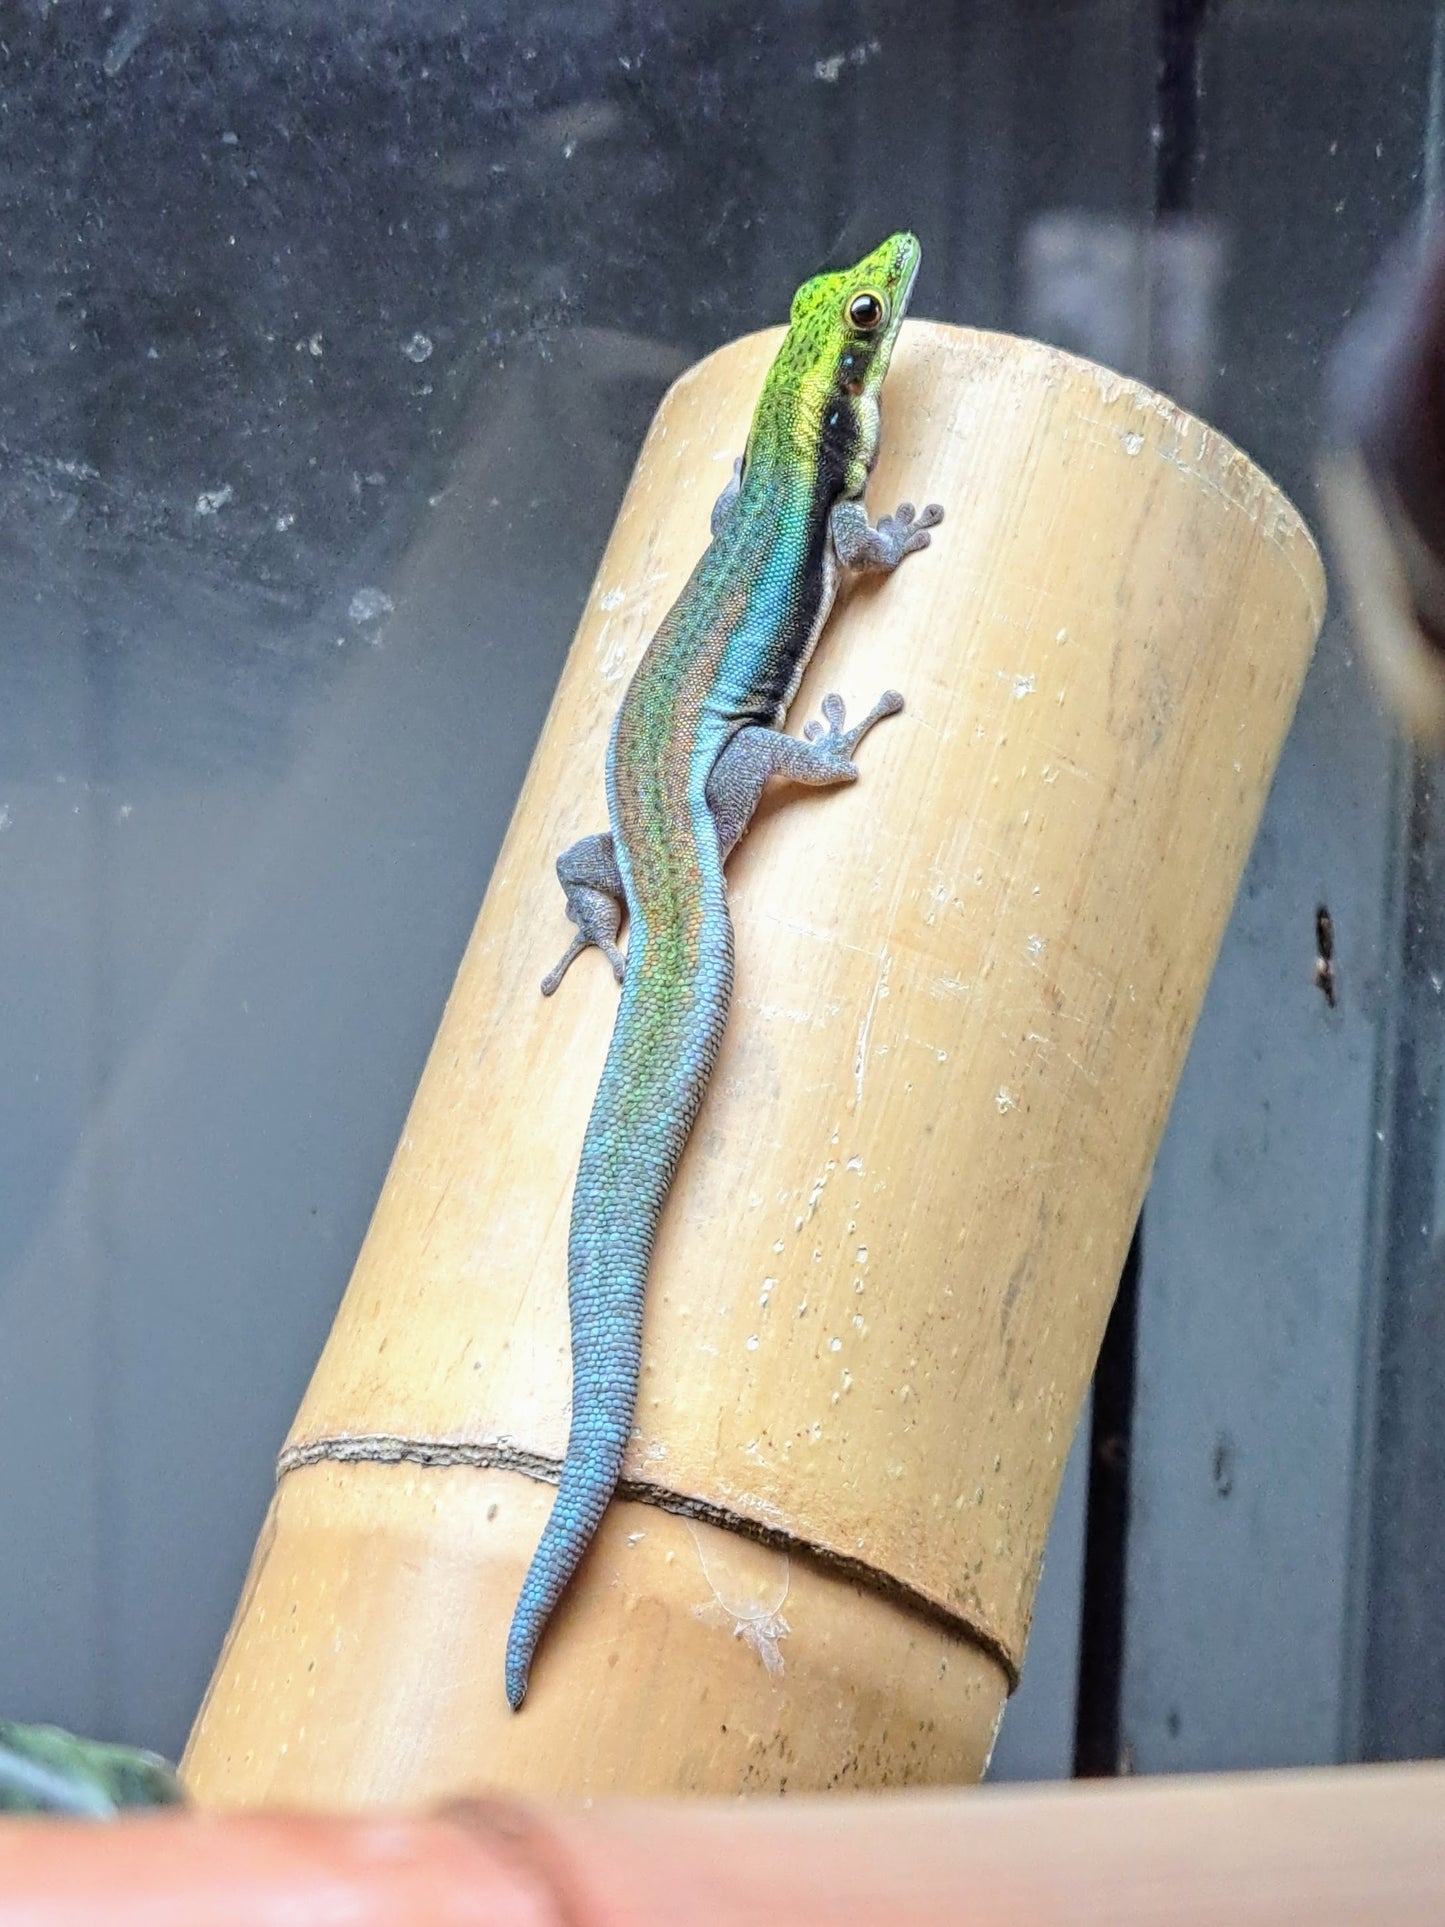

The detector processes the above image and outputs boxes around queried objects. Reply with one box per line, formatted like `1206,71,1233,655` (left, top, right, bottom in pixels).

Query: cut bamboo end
185,321,1324,1805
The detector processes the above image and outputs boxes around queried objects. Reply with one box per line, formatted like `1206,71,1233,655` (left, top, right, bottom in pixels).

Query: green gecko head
748,231,922,498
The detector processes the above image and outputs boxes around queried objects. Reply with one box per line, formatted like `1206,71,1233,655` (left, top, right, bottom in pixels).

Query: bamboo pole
184,322,1324,1805
5,1766,1442,1923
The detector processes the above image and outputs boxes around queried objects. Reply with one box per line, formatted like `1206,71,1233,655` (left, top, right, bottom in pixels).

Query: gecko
504,231,944,1709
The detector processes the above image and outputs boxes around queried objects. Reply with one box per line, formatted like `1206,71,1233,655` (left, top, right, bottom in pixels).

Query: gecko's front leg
831,498,944,572
710,455,745,537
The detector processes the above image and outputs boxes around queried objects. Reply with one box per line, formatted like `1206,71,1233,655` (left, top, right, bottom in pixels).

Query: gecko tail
504,886,727,1711
504,1427,629,1710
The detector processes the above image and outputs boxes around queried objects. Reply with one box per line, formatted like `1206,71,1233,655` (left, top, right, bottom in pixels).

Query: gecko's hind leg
541,831,627,996
706,690,904,859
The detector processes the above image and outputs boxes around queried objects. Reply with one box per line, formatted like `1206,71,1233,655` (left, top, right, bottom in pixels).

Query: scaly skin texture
505,233,944,1708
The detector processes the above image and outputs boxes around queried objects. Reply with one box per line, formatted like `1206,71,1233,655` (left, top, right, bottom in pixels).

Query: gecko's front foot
831,498,945,573
875,500,945,559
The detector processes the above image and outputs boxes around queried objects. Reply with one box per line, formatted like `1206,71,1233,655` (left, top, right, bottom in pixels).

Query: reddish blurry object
0,1765,1442,1927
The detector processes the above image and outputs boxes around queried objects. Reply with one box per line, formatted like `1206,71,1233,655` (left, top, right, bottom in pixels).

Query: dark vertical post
1072,0,1212,1778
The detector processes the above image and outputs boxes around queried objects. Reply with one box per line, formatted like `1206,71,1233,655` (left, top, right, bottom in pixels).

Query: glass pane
0,0,1150,1763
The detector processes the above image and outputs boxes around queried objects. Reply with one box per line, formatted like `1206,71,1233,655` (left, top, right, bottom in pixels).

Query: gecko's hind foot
802,688,904,770
541,832,627,996
541,910,625,997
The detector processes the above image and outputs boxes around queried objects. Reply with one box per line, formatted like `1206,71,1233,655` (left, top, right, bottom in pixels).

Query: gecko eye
847,289,887,333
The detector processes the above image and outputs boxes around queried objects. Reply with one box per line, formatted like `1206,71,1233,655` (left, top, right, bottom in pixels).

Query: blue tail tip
504,1644,530,1712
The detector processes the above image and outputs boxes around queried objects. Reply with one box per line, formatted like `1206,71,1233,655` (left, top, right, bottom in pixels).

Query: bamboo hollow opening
184,321,1324,1806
